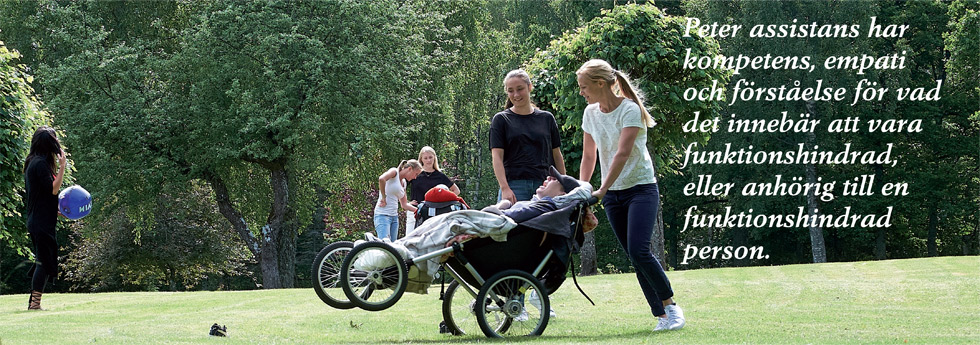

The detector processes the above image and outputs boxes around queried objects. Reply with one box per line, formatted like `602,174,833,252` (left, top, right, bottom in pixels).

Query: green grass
2,256,977,344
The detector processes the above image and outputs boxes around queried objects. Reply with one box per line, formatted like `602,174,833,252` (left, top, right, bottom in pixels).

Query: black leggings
32,264,48,292
29,229,57,292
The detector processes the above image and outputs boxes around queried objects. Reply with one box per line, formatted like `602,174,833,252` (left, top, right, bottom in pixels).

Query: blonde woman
405,146,459,232
576,59,685,332
374,159,422,241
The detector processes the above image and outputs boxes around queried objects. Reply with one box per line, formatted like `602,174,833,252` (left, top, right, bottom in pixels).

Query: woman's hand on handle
591,188,607,200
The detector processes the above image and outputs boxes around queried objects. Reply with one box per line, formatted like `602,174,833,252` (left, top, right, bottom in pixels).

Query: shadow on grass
343,328,660,344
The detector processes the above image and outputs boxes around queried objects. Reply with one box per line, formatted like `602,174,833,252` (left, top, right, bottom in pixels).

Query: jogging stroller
311,196,598,338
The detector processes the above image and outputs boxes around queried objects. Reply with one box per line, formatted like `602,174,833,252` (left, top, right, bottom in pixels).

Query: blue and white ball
59,185,92,220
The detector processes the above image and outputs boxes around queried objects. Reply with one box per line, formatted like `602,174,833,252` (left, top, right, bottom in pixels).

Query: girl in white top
576,59,685,332
374,159,422,241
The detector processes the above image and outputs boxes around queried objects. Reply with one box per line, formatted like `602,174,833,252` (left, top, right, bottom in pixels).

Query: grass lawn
1,256,977,344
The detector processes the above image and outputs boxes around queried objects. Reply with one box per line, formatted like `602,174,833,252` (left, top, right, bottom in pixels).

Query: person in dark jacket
23,126,67,310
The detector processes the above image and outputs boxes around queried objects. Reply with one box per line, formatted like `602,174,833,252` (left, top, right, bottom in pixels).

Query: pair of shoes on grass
526,290,557,319
653,304,685,331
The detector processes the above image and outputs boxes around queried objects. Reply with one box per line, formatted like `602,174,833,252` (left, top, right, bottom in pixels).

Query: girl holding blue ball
23,126,66,310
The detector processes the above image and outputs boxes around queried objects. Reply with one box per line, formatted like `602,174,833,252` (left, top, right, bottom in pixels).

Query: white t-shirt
374,168,404,216
581,98,657,190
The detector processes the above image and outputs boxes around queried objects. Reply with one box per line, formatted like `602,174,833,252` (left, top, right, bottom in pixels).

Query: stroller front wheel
340,241,408,311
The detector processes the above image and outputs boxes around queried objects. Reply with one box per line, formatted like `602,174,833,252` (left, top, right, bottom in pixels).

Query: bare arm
593,127,640,199
580,132,598,183
52,148,66,195
449,183,461,195
552,147,566,175
399,195,417,213
377,168,397,207
491,148,515,204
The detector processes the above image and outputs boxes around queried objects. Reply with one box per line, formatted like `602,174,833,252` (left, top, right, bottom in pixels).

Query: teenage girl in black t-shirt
489,69,566,205
406,146,459,232
23,126,66,310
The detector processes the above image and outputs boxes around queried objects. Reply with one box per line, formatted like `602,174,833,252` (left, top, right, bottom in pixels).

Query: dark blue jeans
603,183,674,317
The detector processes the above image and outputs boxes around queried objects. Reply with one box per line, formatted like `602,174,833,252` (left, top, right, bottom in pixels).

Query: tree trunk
579,231,598,275
206,165,292,289
873,164,886,260
805,100,827,263
206,172,260,256
927,206,938,257
651,200,667,269
278,207,298,288
260,166,291,288
732,228,748,266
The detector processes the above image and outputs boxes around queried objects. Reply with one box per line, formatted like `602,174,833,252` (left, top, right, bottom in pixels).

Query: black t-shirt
408,170,454,203
489,108,561,181
25,156,58,234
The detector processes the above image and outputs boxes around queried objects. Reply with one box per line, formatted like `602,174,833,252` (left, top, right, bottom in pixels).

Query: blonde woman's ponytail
614,70,656,128
398,159,422,171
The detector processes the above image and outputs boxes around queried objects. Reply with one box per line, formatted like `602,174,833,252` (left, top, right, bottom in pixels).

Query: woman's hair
503,69,536,110
397,159,422,171
418,146,440,172
23,126,60,173
576,59,655,127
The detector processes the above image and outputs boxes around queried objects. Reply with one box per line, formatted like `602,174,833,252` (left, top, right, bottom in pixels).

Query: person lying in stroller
356,166,594,288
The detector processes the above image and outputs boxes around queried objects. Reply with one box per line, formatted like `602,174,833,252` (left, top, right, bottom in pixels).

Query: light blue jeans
373,214,399,241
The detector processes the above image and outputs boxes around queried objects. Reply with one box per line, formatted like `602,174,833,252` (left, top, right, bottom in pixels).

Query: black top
25,156,57,234
408,170,455,203
489,108,561,181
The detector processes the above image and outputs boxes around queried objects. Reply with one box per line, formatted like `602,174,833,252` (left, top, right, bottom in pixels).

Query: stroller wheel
474,270,549,338
340,241,408,311
442,280,510,336
312,241,355,309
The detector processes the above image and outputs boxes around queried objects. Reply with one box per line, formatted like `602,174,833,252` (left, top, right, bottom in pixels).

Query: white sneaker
665,304,685,330
514,309,529,322
528,290,557,318
653,316,670,331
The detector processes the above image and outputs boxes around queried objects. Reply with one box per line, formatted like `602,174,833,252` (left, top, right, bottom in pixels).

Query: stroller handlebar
586,197,599,206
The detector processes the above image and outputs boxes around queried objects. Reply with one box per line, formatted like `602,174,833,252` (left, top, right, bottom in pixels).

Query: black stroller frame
312,197,598,338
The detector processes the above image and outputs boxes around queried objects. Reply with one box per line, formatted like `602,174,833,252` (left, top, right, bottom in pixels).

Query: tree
0,42,53,279
526,4,730,270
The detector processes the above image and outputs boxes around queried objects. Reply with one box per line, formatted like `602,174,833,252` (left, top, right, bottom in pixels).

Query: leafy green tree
526,4,730,270
0,42,53,269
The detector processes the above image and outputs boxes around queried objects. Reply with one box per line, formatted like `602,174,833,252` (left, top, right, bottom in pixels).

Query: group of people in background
372,59,685,332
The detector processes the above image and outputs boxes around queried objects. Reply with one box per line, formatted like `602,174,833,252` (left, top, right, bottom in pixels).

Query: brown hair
503,69,536,110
